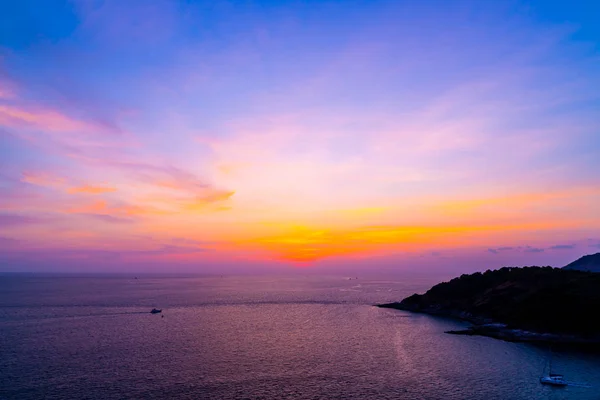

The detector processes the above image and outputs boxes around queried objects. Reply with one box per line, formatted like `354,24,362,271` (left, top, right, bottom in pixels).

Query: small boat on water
150,308,162,314
540,348,567,387
540,374,567,386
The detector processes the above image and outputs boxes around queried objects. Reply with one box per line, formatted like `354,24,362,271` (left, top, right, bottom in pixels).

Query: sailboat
540,348,567,387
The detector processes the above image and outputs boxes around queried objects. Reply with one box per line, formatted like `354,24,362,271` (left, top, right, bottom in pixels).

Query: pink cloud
0,105,108,134
21,171,65,187
67,185,116,195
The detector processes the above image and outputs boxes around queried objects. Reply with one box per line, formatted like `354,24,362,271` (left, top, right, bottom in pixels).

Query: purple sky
1,0,599,273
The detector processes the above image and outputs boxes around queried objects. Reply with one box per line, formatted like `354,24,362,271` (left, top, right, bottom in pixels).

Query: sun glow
1,1,599,271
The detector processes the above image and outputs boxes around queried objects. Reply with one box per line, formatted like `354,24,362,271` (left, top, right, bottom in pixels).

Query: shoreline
376,302,600,348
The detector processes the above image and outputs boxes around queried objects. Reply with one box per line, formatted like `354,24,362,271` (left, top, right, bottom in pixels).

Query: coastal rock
377,265,600,346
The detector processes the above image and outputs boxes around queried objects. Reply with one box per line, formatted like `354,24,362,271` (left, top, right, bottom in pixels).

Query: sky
1,0,599,273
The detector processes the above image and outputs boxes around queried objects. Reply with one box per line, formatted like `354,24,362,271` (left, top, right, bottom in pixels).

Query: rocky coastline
378,301,600,346
377,264,600,348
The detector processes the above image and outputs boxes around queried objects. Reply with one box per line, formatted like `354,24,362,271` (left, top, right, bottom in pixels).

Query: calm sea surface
1,274,598,399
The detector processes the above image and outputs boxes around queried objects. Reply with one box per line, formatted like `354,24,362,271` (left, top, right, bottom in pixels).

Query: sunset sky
1,0,599,273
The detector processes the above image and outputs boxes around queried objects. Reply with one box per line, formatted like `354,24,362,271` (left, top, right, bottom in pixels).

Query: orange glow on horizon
2,1,600,272
228,220,582,263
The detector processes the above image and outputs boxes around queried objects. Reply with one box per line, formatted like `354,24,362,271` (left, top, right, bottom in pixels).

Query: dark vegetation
379,266,600,337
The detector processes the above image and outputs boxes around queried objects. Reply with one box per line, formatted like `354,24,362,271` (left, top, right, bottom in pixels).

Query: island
377,264,600,346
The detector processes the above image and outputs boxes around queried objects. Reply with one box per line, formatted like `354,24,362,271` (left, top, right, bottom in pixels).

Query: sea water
1,274,598,399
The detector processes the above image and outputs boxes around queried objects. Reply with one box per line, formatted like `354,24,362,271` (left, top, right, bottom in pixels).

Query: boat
540,348,567,386
540,374,567,386
150,308,162,314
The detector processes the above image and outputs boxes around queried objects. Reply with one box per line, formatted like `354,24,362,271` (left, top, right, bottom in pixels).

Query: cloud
171,237,213,246
81,213,135,224
0,244,207,265
487,246,515,254
78,157,234,205
0,237,18,247
524,246,544,253
2,0,600,270
0,105,117,135
549,244,576,250
83,159,210,191
67,185,116,194
21,171,65,187
68,200,158,217
66,187,233,220
0,214,42,226
68,200,109,214
0,77,129,165
183,191,235,211
129,245,208,257
0,245,207,268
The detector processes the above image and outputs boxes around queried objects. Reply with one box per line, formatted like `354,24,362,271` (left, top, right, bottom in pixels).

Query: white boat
540,373,567,386
540,349,567,387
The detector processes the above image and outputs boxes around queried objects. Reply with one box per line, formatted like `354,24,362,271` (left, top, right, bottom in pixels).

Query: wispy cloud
21,171,65,187
0,236,18,249
183,191,235,212
80,213,135,224
67,200,154,217
77,157,232,201
67,185,116,195
0,104,119,135
549,244,576,250
0,214,44,226
0,244,208,267
1,0,599,270
171,237,212,246
524,246,545,253
487,246,515,254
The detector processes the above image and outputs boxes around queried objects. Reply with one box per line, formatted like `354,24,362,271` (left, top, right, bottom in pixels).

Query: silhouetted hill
563,252,600,272
378,266,600,344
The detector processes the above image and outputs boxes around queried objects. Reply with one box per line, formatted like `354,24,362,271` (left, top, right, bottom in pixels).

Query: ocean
1,274,598,399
